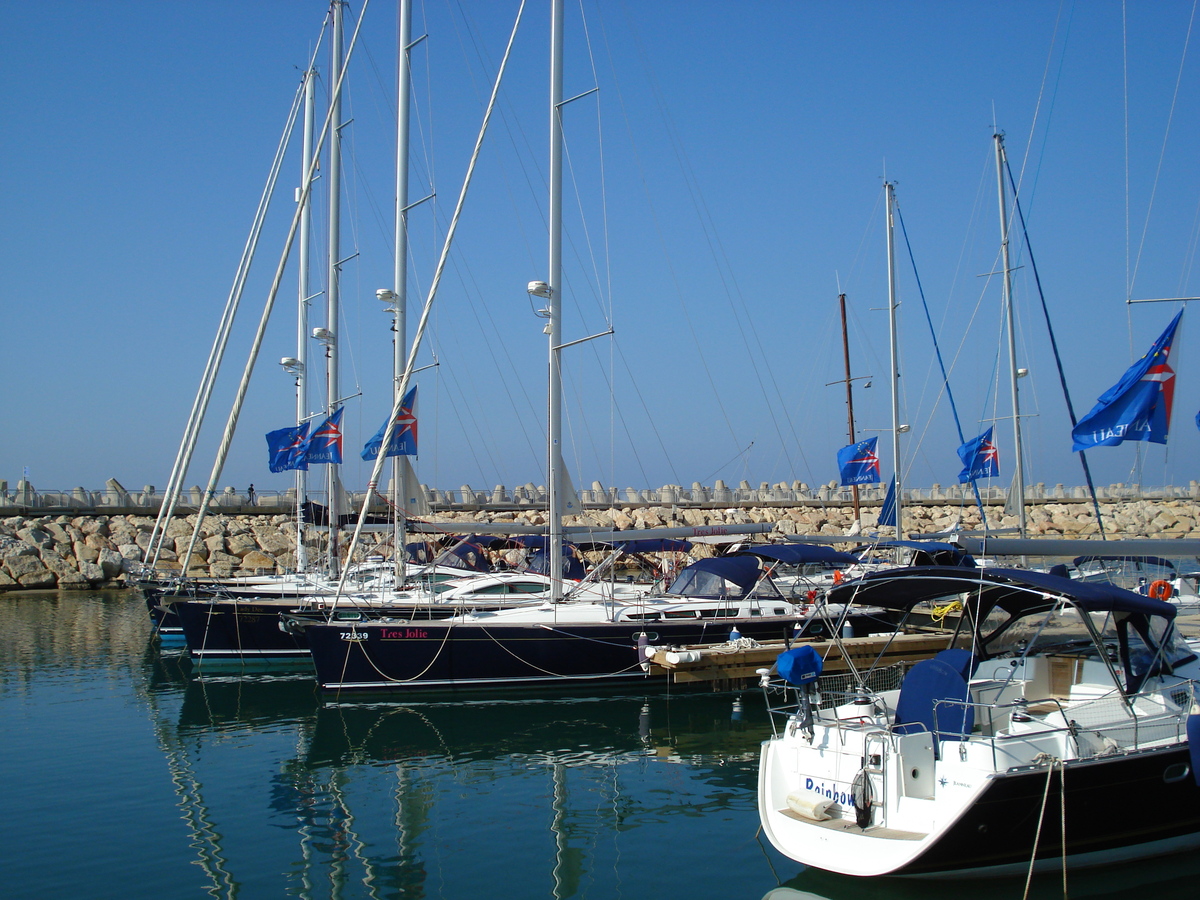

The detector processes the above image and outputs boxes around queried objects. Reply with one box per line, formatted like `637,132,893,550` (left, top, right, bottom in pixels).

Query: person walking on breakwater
247,484,255,505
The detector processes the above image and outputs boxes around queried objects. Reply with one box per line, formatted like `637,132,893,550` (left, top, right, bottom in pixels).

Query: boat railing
761,664,906,738
912,679,1198,768
763,668,1198,757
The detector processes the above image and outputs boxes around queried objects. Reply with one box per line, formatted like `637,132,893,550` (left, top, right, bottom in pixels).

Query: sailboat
756,564,1200,878
296,0,811,694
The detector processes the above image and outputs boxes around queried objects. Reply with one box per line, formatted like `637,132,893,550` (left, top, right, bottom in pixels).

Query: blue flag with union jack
1071,310,1182,451
837,437,882,486
301,407,344,465
957,426,1000,483
265,423,310,473
361,386,418,460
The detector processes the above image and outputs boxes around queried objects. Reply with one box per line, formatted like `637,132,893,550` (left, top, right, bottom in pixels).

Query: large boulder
239,550,277,572
78,561,106,583
42,551,88,589
254,530,294,556
117,543,143,562
85,532,115,552
226,532,259,558
97,548,125,578
16,526,54,551
5,554,55,588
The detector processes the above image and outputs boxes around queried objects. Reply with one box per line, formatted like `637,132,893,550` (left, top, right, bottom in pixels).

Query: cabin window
508,582,548,594
466,584,511,596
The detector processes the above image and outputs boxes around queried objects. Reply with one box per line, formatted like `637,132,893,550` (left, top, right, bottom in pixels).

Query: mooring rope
1023,754,1067,900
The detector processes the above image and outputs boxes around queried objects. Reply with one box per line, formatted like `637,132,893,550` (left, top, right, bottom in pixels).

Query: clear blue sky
6,1,1200,501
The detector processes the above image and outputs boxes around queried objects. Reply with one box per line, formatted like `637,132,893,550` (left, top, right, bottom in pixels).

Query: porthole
1164,763,1191,784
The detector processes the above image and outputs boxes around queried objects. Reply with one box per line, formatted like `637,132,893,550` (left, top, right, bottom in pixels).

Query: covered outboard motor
776,645,824,740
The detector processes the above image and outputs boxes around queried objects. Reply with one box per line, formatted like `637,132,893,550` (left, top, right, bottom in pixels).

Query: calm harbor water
3,589,1199,899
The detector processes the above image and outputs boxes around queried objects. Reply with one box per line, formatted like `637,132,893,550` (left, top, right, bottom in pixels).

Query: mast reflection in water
1,590,778,898
7,591,1200,899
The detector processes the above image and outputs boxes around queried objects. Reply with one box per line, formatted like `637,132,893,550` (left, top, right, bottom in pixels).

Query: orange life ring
1148,579,1174,601
833,570,845,585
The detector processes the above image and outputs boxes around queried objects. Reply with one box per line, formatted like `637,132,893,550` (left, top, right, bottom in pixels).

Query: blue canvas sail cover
266,422,310,473
837,437,882,485
361,386,417,460
613,539,693,554
957,426,999,482
737,543,859,566
1071,310,1182,451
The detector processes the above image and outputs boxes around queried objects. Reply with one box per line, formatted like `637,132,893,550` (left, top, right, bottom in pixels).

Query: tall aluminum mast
387,0,415,581
885,182,903,541
547,0,566,601
293,66,317,571
994,133,1027,538
325,1,346,571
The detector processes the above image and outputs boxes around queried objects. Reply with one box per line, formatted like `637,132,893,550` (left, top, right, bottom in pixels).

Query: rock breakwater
3,498,1200,591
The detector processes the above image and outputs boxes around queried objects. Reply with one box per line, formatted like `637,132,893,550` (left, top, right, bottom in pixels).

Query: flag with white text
266,423,310,473
1072,311,1182,451
301,408,344,465
837,437,882,485
361,386,418,460
957,426,999,483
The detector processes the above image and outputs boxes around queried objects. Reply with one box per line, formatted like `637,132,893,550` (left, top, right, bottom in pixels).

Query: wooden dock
646,631,956,688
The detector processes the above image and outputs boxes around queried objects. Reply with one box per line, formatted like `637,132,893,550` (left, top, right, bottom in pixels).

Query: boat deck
776,808,926,840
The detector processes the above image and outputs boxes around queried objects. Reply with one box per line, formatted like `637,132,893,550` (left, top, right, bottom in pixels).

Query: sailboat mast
295,66,317,572
885,182,903,540
547,0,565,602
326,0,345,571
838,293,861,522
994,133,1027,538
392,0,413,580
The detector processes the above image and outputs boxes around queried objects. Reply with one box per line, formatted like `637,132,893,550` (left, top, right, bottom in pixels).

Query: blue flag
957,426,1000,483
300,407,344,465
878,476,897,528
1071,310,1182,451
361,386,418,460
265,423,310,473
837,437,882,485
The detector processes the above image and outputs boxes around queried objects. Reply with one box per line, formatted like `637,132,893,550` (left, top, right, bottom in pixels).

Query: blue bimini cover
666,556,761,598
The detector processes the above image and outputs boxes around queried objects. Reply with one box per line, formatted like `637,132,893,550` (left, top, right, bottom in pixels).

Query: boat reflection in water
148,666,775,898
765,845,1200,900
8,589,1200,898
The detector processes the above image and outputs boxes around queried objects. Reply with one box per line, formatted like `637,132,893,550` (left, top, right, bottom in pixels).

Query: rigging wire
893,200,988,523
1128,0,1197,301
589,7,739,483
1004,155,1107,532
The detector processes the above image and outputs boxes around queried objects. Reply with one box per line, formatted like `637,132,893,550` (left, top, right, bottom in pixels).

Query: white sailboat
757,565,1200,878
